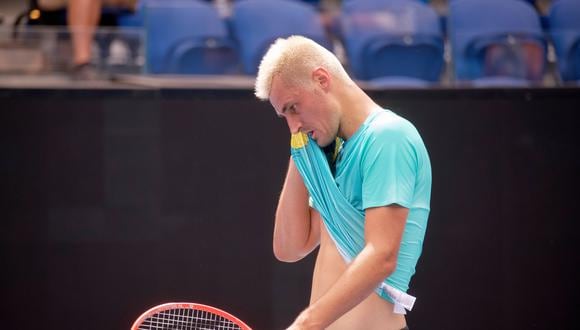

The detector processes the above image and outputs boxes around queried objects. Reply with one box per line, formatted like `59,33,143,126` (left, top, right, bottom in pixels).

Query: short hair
254,35,351,100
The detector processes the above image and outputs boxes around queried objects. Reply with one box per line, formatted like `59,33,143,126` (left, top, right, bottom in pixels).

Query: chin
316,137,333,147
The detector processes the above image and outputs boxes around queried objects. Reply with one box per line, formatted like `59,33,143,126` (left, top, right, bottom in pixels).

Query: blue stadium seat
366,76,432,89
470,76,532,88
144,0,239,74
549,0,580,83
448,0,546,85
449,0,535,3
117,1,144,28
298,0,322,7
229,0,331,75
340,0,444,83
344,0,432,2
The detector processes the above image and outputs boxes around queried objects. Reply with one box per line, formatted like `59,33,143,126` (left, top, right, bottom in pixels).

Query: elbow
272,212,315,263
272,225,301,262
273,232,314,262
382,259,397,278
273,241,306,263
373,250,398,278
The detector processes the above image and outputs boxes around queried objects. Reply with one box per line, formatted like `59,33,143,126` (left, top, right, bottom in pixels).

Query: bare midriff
309,211,407,330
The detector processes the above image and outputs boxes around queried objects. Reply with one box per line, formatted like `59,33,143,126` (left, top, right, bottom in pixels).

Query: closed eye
279,102,297,118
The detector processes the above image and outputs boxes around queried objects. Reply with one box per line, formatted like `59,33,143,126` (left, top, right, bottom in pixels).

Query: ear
312,67,330,90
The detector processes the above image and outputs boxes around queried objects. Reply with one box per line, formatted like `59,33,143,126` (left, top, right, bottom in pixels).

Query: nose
286,115,302,134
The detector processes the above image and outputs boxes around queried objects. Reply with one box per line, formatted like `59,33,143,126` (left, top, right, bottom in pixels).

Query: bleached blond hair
254,35,351,100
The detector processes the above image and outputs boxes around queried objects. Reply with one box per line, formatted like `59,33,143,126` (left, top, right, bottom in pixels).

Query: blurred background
0,0,574,86
0,1,579,329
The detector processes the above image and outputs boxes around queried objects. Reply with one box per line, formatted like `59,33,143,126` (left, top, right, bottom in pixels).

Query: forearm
294,245,395,329
273,158,318,262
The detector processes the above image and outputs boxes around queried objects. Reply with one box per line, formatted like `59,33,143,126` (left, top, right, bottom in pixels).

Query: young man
255,36,431,330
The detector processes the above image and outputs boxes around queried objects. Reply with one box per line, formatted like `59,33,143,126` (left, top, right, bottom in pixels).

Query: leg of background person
68,0,102,67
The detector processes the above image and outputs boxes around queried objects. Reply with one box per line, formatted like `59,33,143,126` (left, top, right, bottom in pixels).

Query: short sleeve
361,128,417,210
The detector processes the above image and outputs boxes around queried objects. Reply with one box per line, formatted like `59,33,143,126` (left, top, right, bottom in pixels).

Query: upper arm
277,207,320,262
306,207,322,250
364,205,408,265
361,126,416,267
273,158,320,262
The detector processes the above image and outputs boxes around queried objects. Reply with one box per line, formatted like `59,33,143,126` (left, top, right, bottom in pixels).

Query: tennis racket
131,302,252,330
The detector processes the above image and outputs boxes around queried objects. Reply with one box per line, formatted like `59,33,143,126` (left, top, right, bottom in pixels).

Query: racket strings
138,308,242,330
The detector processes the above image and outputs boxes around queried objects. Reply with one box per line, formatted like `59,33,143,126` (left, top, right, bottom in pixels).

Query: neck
336,81,378,140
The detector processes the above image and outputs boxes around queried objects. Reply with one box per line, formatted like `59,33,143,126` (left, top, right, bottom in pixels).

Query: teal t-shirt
333,108,432,297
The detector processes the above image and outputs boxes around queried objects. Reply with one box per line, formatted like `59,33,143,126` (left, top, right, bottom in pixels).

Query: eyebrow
276,102,292,118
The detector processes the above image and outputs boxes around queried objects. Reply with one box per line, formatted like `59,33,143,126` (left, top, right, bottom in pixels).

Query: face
269,71,340,147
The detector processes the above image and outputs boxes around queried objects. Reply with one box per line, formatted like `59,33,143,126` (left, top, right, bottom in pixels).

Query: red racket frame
131,302,252,330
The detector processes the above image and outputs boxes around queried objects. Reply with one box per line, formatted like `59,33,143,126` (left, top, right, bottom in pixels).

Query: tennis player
255,36,431,330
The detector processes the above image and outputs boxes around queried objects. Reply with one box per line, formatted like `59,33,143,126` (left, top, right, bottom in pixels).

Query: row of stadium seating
25,0,580,86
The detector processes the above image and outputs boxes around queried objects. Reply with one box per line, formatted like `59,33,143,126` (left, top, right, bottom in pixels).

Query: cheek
303,97,332,129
